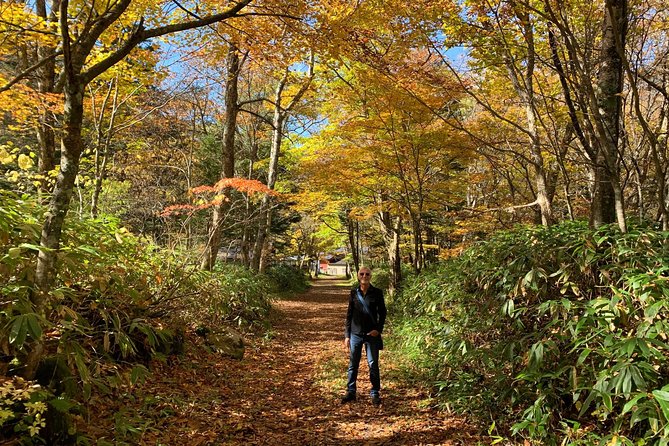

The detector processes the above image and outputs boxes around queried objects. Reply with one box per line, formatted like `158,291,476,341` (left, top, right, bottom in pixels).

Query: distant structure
319,255,350,277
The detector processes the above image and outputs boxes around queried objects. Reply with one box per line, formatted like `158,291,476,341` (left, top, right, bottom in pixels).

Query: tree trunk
590,160,617,227
201,44,240,270
411,216,422,273
388,221,401,292
251,108,284,270
29,80,85,378
347,213,360,272
240,135,259,267
252,56,314,271
259,238,271,273
35,0,59,200
620,26,669,228
377,205,401,295
90,150,108,218
252,195,274,271
661,110,669,229
91,78,119,218
547,23,601,224
240,228,251,267
660,59,669,229
591,0,628,232
252,74,287,271
505,6,553,226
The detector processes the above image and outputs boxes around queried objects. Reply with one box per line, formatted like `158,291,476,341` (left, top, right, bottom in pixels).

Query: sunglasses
359,272,371,276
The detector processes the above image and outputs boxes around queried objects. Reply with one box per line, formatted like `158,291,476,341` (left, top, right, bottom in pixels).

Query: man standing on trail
342,266,387,407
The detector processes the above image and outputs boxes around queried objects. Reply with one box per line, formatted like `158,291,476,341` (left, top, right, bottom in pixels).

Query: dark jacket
345,284,387,338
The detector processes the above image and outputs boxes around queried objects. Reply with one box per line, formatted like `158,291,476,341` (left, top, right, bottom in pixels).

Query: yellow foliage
295,52,473,228
0,147,14,165
0,4,58,57
0,77,41,125
17,154,34,171
6,171,20,183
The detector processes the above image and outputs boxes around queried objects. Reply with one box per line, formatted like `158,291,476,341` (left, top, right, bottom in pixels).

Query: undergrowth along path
87,277,480,445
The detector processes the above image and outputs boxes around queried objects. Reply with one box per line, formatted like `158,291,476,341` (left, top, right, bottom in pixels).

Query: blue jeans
346,333,381,397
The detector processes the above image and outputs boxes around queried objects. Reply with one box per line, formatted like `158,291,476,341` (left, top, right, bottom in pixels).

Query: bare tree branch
83,0,253,85
0,50,63,93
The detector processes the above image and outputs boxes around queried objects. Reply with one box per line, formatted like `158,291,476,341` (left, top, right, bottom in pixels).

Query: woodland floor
83,277,483,445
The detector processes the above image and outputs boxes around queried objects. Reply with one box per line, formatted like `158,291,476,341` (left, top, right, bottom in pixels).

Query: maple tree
162,178,276,220
295,50,472,286
199,42,242,271
180,0,320,271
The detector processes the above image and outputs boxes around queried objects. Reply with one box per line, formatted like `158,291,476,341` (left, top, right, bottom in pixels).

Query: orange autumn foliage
162,178,277,217
192,178,278,196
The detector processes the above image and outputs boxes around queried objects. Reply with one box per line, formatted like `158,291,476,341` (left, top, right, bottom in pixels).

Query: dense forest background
2,0,669,444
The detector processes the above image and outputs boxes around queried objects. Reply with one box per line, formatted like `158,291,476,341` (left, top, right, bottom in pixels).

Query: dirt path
88,278,481,445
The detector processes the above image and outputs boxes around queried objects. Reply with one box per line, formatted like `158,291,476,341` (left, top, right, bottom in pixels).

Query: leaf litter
82,278,482,445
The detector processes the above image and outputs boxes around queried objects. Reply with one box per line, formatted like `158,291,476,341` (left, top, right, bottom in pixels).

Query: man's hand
368,330,380,337
344,337,350,351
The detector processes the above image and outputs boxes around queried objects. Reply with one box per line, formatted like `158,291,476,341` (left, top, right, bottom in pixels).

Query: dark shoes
341,392,381,406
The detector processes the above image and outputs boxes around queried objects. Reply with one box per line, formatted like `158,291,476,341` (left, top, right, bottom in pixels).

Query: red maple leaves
161,178,278,217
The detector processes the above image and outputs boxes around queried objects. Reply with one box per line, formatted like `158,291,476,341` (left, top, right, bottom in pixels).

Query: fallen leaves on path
82,278,483,445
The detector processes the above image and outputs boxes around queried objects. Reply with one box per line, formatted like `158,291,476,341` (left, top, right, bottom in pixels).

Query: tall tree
296,50,471,281
592,0,628,231
445,0,556,226
201,42,242,270
33,0,59,197
251,53,315,272
541,0,629,231
0,1,60,197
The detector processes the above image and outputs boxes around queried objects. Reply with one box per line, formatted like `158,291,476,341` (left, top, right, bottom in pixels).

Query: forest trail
86,277,481,445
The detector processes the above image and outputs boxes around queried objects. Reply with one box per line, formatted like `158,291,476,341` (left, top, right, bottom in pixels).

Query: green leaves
389,221,669,443
8,314,43,348
130,365,150,386
528,341,544,369
0,191,279,446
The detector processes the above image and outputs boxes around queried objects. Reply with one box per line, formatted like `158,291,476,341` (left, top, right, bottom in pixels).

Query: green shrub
266,264,311,293
0,191,275,443
368,266,390,292
390,221,669,444
195,263,275,328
